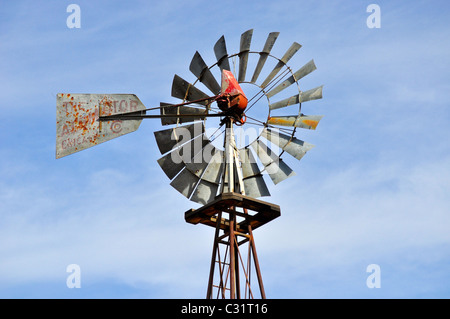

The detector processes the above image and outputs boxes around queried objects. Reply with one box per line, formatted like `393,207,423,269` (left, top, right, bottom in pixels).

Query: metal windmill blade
250,139,296,185
239,147,270,198
269,86,323,110
265,59,317,99
159,102,207,126
55,93,146,158
251,31,279,83
190,51,221,94
238,29,253,82
259,42,302,89
260,127,314,160
171,74,210,104
214,35,231,72
267,114,324,130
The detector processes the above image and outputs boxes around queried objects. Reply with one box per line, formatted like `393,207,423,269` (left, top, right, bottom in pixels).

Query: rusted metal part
55,93,145,159
267,114,323,130
207,210,223,299
185,192,280,234
219,70,248,114
185,193,279,299
246,222,266,299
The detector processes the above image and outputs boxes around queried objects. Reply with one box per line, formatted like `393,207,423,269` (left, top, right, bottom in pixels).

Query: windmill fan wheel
153,29,324,205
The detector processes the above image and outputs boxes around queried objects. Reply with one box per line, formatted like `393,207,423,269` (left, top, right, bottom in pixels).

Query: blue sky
1,0,450,298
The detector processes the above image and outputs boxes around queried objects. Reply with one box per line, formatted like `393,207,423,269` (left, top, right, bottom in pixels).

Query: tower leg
205,205,267,299
207,211,222,299
248,223,266,299
185,192,280,299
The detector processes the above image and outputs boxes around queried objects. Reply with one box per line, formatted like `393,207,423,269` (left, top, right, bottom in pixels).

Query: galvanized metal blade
269,85,323,110
170,167,200,199
243,176,270,198
239,147,260,179
260,42,302,88
158,132,210,179
214,35,231,71
267,114,324,130
157,150,185,180
250,139,296,185
266,59,317,98
153,122,204,155
261,127,314,160
251,32,280,83
56,93,145,159
239,148,270,198
190,51,221,94
185,141,217,179
159,102,207,126
201,149,224,184
238,29,253,83
190,179,219,205
171,74,210,104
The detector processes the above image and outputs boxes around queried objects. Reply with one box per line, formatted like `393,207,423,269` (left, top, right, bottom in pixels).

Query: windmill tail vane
55,69,252,160
55,29,324,299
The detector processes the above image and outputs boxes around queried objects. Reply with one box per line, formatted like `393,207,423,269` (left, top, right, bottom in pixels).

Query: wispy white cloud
1,0,450,298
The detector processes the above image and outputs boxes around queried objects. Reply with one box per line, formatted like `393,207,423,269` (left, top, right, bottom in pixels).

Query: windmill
56,29,324,299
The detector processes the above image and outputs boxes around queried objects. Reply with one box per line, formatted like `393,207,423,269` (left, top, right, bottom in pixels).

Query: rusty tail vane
56,93,146,159
56,93,224,159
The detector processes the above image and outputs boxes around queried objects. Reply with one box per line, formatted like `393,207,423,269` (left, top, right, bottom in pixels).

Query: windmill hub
216,69,248,125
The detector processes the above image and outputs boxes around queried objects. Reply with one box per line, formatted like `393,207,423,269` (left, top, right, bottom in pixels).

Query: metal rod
146,95,220,111
207,211,223,299
247,221,266,299
98,112,224,121
229,209,236,299
224,119,234,193
216,244,227,299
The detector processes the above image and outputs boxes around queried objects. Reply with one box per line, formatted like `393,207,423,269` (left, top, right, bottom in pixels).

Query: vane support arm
98,92,246,122
98,94,222,121
98,111,225,121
